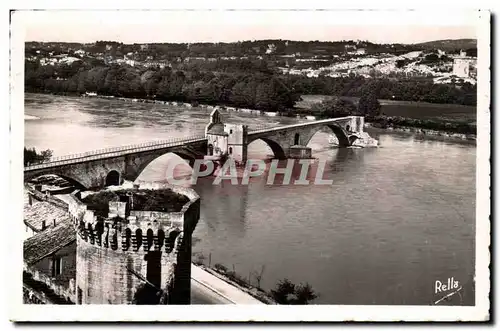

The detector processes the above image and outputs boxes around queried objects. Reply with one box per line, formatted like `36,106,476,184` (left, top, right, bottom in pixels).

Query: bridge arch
349,135,360,145
247,137,287,160
302,124,351,148
132,151,197,184
105,170,121,187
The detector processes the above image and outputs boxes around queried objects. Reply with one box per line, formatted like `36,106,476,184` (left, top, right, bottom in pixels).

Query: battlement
68,181,200,253
77,221,184,253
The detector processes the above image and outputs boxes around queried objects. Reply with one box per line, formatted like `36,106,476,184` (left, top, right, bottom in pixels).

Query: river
24,93,476,305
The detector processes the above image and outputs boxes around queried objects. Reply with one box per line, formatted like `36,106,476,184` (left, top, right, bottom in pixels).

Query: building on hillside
266,44,277,54
344,44,356,52
452,51,477,78
142,61,169,69
355,48,366,55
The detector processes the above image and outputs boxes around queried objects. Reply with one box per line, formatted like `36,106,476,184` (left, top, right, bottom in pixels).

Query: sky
15,10,479,44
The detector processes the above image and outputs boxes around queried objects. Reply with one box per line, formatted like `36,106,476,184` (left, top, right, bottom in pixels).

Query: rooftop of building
206,123,228,136
24,218,75,266
24,194,72,232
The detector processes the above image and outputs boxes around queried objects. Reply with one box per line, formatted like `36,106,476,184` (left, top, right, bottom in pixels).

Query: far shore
366,124,476,144
25,92,477,141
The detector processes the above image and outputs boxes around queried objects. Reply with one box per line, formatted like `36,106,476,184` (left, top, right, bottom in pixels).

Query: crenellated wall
72,181,200,305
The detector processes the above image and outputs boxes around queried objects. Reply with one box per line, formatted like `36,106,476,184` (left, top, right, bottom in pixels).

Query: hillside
413,39,477,52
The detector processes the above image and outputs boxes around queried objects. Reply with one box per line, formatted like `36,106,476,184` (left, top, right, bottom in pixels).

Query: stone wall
73,181,200,304
76,236,177,304
33,241,77,288
23,264,75,303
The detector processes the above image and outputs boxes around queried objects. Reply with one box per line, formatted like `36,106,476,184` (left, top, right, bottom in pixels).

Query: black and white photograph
7,7,490,322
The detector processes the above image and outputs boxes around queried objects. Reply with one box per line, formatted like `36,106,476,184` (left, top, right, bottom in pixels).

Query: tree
251,265,266,289
270,279,318,304
357,90,381,118
132,283,162,305
311,97,357,119
24,147,53,166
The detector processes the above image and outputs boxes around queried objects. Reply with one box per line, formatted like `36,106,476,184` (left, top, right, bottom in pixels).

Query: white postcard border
7,8,490,322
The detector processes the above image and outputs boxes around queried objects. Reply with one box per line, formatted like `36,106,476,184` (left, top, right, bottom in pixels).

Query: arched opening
208,144,214,156
349,135,359,145
166,230,180,253
79,221,87,240
123,228,132,250
229,147,233,155
145,250,162,289
105,170,120,187
247,138,287,160
304,125,350,148
87,223,94,244
134,152,195,185
346,124,351,132
294,133,300,145
147,229,154,251
110,230,118,250
157,229,165,251
95,220,104,246
135,229,143,251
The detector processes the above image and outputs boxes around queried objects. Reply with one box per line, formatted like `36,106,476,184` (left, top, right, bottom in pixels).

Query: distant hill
413,39,477,52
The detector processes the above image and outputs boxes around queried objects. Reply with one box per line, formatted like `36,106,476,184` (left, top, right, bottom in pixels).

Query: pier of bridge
24,109,366,189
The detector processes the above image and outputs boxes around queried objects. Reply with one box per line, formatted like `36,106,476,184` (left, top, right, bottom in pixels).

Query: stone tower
205,108,248,165
69,182,200,305
224,123,248,165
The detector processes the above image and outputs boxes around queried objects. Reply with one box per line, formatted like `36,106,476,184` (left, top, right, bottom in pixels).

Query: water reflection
195,178,250,239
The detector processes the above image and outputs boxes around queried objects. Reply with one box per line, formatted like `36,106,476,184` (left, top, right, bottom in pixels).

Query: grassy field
297,95,476,124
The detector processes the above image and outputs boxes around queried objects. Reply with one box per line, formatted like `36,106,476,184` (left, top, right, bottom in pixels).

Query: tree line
284,75,476,106
25,58,476,116
25,60,300,112
24,147,52,166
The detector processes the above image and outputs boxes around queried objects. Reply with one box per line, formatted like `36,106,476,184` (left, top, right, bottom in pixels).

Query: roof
24,196,70,232
206,123,228,136
24,219,76,265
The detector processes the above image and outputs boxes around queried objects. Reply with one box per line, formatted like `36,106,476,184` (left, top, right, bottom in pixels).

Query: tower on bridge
205,109,248,165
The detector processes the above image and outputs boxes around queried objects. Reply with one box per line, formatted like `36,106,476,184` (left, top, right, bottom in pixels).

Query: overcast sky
16,10,479,44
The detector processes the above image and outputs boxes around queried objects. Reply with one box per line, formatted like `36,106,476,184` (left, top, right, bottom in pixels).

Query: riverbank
80,93,289,119
366,123,477,144
192,263,275,304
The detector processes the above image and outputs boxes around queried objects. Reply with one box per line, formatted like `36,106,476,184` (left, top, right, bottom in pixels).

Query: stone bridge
246,116,364,160
24,137,207,189
206,110,365,164
24,110,367,189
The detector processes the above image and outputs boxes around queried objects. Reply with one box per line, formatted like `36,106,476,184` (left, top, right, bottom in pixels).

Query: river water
24,93,476,305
